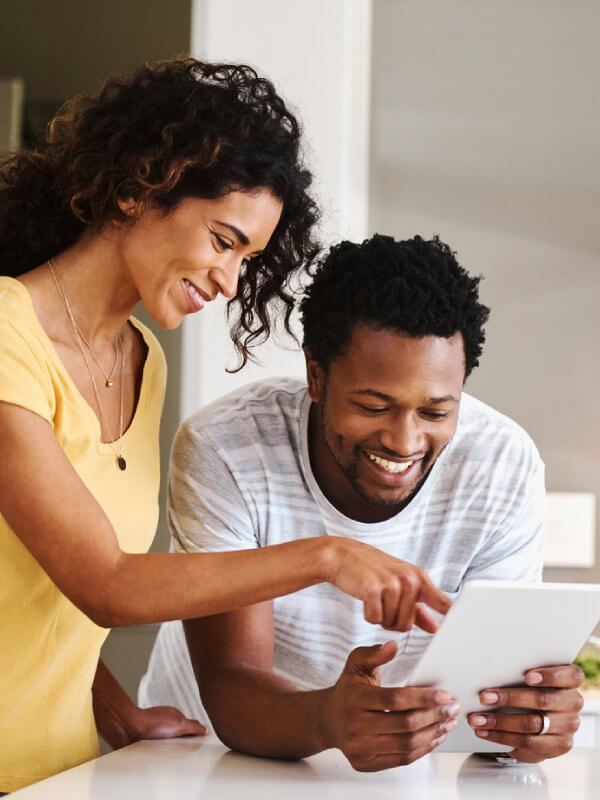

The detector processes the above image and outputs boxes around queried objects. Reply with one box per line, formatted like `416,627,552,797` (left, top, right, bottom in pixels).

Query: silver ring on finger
537,712,551,735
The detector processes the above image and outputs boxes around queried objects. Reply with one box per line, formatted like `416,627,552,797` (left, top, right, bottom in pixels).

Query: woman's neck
23,230,140,347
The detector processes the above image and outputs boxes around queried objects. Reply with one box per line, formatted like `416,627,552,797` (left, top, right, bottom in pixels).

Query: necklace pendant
117,456,127,471
106,380,113,388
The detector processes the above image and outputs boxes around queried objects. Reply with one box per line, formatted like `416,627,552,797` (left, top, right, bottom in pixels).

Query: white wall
370,0,600,584
181,0,373,414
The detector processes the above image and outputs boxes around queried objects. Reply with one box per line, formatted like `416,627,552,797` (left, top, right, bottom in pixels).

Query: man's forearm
201,666,332,759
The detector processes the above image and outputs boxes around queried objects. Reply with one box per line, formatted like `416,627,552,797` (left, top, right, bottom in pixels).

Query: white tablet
405,580,600,753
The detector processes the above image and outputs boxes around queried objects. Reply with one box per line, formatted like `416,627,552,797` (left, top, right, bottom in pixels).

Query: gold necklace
48,257,119,388
78,329,119,388
49,259,127,471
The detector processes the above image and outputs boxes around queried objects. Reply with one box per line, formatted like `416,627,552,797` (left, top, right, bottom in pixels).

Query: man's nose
379,412,424,457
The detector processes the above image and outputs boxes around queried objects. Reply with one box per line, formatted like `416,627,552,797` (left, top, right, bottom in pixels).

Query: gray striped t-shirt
139,378,545,724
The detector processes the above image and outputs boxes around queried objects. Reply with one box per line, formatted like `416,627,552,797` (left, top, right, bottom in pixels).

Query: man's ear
304,348,326,403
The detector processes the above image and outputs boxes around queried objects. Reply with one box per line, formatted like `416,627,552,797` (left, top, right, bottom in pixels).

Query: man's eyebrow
214,220,250,247
350,389,457,404
426,394,457,404
350,389,397,402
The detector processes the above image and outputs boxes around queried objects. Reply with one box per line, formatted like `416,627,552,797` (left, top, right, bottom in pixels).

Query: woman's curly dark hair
300,234,490,379
0,57,320,369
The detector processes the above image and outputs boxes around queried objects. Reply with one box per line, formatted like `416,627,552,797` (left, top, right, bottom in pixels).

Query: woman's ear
117,197,138,216
304,348,326,403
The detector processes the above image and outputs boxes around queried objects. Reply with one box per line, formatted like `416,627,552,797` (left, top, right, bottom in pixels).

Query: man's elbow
198,674,242,741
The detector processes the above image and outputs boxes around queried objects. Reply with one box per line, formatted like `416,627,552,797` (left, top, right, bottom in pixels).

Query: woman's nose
211,261,242,300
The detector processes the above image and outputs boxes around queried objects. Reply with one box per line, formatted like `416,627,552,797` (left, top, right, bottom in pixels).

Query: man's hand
326,538,452,632
321,641,460,772
103,704,207,750
467,664,584,763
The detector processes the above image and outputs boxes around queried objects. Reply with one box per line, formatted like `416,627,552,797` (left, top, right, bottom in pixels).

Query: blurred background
1,0,598,714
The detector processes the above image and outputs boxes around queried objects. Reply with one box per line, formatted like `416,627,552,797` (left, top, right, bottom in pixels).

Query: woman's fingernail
432,734,447,746
470,714,487,727
481,691,499,705
527,671,543,685
435,691,452,704
444,719,459,732
476,730,489,738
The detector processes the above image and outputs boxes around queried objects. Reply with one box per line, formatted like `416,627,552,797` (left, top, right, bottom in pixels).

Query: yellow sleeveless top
0,277,166,792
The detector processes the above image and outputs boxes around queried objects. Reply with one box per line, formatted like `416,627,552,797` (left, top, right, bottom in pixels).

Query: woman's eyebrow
213,220,250,246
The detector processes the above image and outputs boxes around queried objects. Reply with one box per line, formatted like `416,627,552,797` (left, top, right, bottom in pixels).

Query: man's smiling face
307,323,466,519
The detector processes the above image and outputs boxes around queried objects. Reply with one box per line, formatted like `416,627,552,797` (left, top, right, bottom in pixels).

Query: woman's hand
102,705,207,750
129,705,206,746
92,660,206,750
324,537,452,632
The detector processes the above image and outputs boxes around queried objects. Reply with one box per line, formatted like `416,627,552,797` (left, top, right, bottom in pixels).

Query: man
140,234,583,770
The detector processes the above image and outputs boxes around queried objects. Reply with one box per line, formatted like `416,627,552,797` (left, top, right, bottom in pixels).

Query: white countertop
11,735,600,800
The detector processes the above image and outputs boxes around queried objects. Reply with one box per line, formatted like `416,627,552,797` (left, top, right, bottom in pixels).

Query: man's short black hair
300,234,490,378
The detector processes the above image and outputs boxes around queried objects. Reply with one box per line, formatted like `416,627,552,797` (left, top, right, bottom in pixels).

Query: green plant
574,651,600,685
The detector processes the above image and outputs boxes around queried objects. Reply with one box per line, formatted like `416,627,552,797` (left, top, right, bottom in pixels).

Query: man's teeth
367,453,413,474
184,278,203,304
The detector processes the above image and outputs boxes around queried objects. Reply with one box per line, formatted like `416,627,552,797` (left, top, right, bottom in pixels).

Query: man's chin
353,479,418,510
353,462,434,510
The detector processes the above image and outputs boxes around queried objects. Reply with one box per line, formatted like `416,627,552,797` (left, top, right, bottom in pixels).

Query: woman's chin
162,312,186,330
144,304,185,331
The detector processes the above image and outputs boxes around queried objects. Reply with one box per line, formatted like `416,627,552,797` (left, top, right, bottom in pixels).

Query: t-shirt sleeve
0,319,55,423
168,421,258,554
464,460,546,584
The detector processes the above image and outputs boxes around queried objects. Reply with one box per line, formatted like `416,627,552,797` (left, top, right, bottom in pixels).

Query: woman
0,58,449,792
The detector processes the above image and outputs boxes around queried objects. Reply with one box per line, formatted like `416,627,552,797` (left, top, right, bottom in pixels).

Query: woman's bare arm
0,402,451,629
92,660,205,748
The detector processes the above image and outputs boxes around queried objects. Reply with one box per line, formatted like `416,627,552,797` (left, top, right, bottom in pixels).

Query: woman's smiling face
118,188,283,329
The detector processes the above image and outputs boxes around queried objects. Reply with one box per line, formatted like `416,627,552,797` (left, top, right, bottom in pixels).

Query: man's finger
473,729,572,760
362,684,453,712
354,740,442,772
363,701,460,734
375,718,456,754
468,710,580,736
345,641,398,676
479,686,584,712
524,664,585,689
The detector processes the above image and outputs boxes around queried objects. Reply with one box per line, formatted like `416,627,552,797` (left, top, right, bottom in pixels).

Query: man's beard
335,442,435,510
321,402,437,512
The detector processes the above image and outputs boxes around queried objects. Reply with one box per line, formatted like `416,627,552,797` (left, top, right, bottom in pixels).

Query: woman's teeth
367,453,413,474
184,278,204,305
